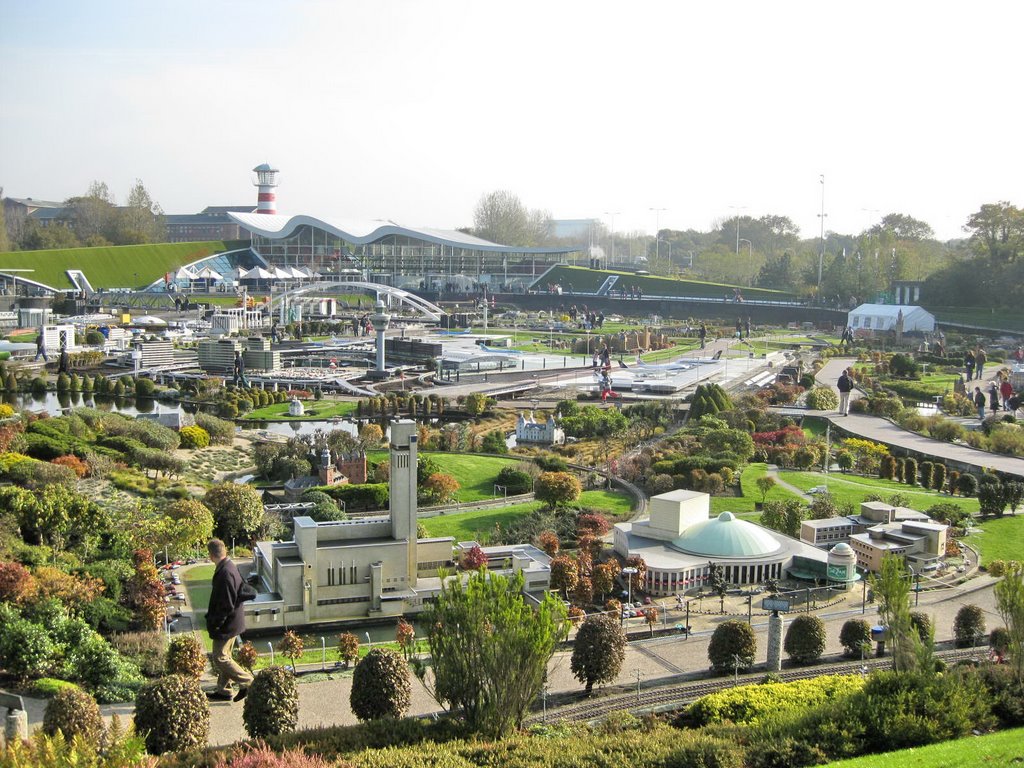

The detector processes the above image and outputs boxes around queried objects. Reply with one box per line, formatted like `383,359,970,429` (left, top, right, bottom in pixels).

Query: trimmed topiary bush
784,614,827,664
134,674,209,755
350,648,411,721
166,635,207,679
242,666,299,739
571,614,627,695
954,604,986,648
707,620,756,674
839,619,873,658
178,425,211,450
909,611,933,642
42,687,103,746
805,387,839,411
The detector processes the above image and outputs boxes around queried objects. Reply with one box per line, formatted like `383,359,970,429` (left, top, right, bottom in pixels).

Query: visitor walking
974,387,986,421
1000,378,1014,411
34,330,47,362
989,382,1000,416
232,351,249,388
964,350,976,382
57,347,70,375
205,539,255,702
837,368,854,416
975,347,987,380
698,323,707,350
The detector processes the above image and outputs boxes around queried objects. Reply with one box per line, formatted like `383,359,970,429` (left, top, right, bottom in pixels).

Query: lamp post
604,211,620,265
657,239,673,265
622,566,638,616
739,238,752,285
650,207,667,262
729,206,747,253
816,174,828,294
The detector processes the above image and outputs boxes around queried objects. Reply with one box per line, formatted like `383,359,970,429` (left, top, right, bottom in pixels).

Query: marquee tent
847,304,935,333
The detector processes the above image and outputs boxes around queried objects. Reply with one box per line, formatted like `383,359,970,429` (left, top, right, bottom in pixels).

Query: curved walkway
801,358,1024,478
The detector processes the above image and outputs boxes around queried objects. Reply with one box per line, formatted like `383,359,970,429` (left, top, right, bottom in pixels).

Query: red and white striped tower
252,163,279,214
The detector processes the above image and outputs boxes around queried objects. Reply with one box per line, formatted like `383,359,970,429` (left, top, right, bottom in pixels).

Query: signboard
761,597,791,612
827,564,849,581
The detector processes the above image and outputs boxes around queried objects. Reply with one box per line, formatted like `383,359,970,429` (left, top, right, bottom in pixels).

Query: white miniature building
516,412,565,445
248,420,553,627
288,397,304,417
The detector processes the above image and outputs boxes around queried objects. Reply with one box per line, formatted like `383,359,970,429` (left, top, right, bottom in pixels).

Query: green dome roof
670,511,782,558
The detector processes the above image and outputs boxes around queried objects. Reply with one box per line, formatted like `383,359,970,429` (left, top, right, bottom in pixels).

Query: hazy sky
2,1,1021,242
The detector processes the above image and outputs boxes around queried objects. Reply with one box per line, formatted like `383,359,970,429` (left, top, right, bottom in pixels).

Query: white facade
847,304,935,333
516,412,565,445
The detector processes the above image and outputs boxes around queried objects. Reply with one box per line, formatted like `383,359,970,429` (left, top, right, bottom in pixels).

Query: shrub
988,560,1008,577
134,675,210,754
954,604,987,647
350,648,411,721
179,425,210,449
839,619,873,657
166,635,207,679
236,641,260,673
495,466,533,495
957,473,979,497
784,615,827,664
134,378,156,397
990,626,1011,655
909,611,933,642
707,620,756,674
50,453,88,477
806,387,839,411
110,631,167,677
879,455,896,480
42,687,103,746
243,666,299,739
211,744,332,768
195,413,235,445
337,633,360,668
0,618,54,681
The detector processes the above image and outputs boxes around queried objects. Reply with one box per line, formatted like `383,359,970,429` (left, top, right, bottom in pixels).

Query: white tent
174,266,198,280
194,266,223,280
271,267,293,280
133,315,168,327
847,304,935,333
241,267,275,280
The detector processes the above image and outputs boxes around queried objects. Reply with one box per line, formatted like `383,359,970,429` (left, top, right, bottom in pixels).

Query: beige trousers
211,635,254,693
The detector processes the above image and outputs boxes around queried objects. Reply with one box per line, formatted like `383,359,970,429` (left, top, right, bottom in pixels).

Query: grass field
182,564,215,649
365,452,522,503
823,726,1024,767
419,489,634,541
243,400,358,421
0,240,242,289
712,463,806,519
536,265,799,301
781,470,981,515
928,305,1024,333
962,514,1024,565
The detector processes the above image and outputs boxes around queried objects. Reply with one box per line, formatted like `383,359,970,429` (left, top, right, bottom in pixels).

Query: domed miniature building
671,511,783,559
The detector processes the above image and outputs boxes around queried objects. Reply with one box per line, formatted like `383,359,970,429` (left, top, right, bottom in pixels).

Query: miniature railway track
526,647,973,725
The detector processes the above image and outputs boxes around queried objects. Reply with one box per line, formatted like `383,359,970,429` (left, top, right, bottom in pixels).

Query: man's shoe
206,690,234,702
233,687,249,702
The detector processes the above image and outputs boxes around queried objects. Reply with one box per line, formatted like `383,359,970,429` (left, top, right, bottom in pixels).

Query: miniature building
801,501,932,549
516,411,565,445
613,490,829,595
249,420,553,626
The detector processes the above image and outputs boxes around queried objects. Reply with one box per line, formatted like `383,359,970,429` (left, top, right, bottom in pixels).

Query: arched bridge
269,281,444,322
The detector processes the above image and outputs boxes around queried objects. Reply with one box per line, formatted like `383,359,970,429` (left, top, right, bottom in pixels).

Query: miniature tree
396,618,416,661
643,605,660,636
570,614,626,694
461,544,488,571
756,475,776,504
953,604,986,648
337,632,360,668
784,614,827,664
42,687,103,746
839,618,873,658
166,635,207,679
350,648,411,721
708,620,756,674
236,641,260,673
536,530,560,557
277,630,304,672
134,675,209,755
242,666,299,739
549,555,579,597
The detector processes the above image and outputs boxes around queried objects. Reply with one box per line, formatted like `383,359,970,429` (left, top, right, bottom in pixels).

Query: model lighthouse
253,163,279,214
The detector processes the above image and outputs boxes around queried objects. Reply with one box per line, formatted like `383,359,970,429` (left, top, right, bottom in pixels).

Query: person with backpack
965,350,976,382
837,368,854,416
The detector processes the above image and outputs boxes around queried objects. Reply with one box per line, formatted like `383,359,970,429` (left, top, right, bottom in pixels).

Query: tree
979,482,1007,517
953,604,987,648
480,429,508,454
464,392,494,416
472,190,550,247
337,632,360,668
707,620,756,674
0,618,54,682
236,641,260,673
839,618,873,658
570,614,626,694
643,605,660,636
0,561,37,605
359,423,384,446
708,562,729,613
396,618,416,661
417,568,568,736
994,563,1024,681
536,530,559,557
166,635,207,679
964,201,1024,264
122,550,166,631
34,566,104,617
424,472,460,504
872,213,935,241
203,483,264,544
756,476,776,504
277,630,304,671
460,544,488,571
760,499,805,538
549,555,579,597
1003,482,1024,515
592,563,616,602
534,471,582,510
117,179,165,244
163,499,214,556
784,615,826,664
870,554,918,672
351,648,411,721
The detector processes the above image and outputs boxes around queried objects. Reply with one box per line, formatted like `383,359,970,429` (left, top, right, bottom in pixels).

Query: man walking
205,539,253,702
973,387,986,421
698,322,707,350
837,367,854,416
34,329,47,362
975,347,987,381
232,351,249,388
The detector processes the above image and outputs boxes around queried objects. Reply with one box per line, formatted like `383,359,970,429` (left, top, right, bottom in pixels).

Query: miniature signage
761,597,791,612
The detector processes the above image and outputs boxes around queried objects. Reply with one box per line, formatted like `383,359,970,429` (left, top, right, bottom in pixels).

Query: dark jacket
206,558,247,641
837,373,853,393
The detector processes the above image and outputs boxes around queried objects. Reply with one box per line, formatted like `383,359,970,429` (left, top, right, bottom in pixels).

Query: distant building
516,412,564,445
165,206,252,242
549,219,599,241
847,304,935,334
2,198,67,228
248,421,552,628
801,501,947,573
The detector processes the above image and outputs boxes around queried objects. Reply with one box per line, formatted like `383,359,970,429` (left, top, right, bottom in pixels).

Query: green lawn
875,373,959,402
962,514,1024,566
714,463,806,519
182,564,215,649
420,489,633,541
243,400,358,421
928,305,1024,333
823,727,1024,767
534,265,798,301
782,471,980,516
0,240,242,290
365,452,522,503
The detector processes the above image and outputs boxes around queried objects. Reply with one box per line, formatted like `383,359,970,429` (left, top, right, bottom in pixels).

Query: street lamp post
729,206,747,253
650,207,667,262
817,174,828,294
604,211,620,265
738,238,752,284
621,566,638,625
